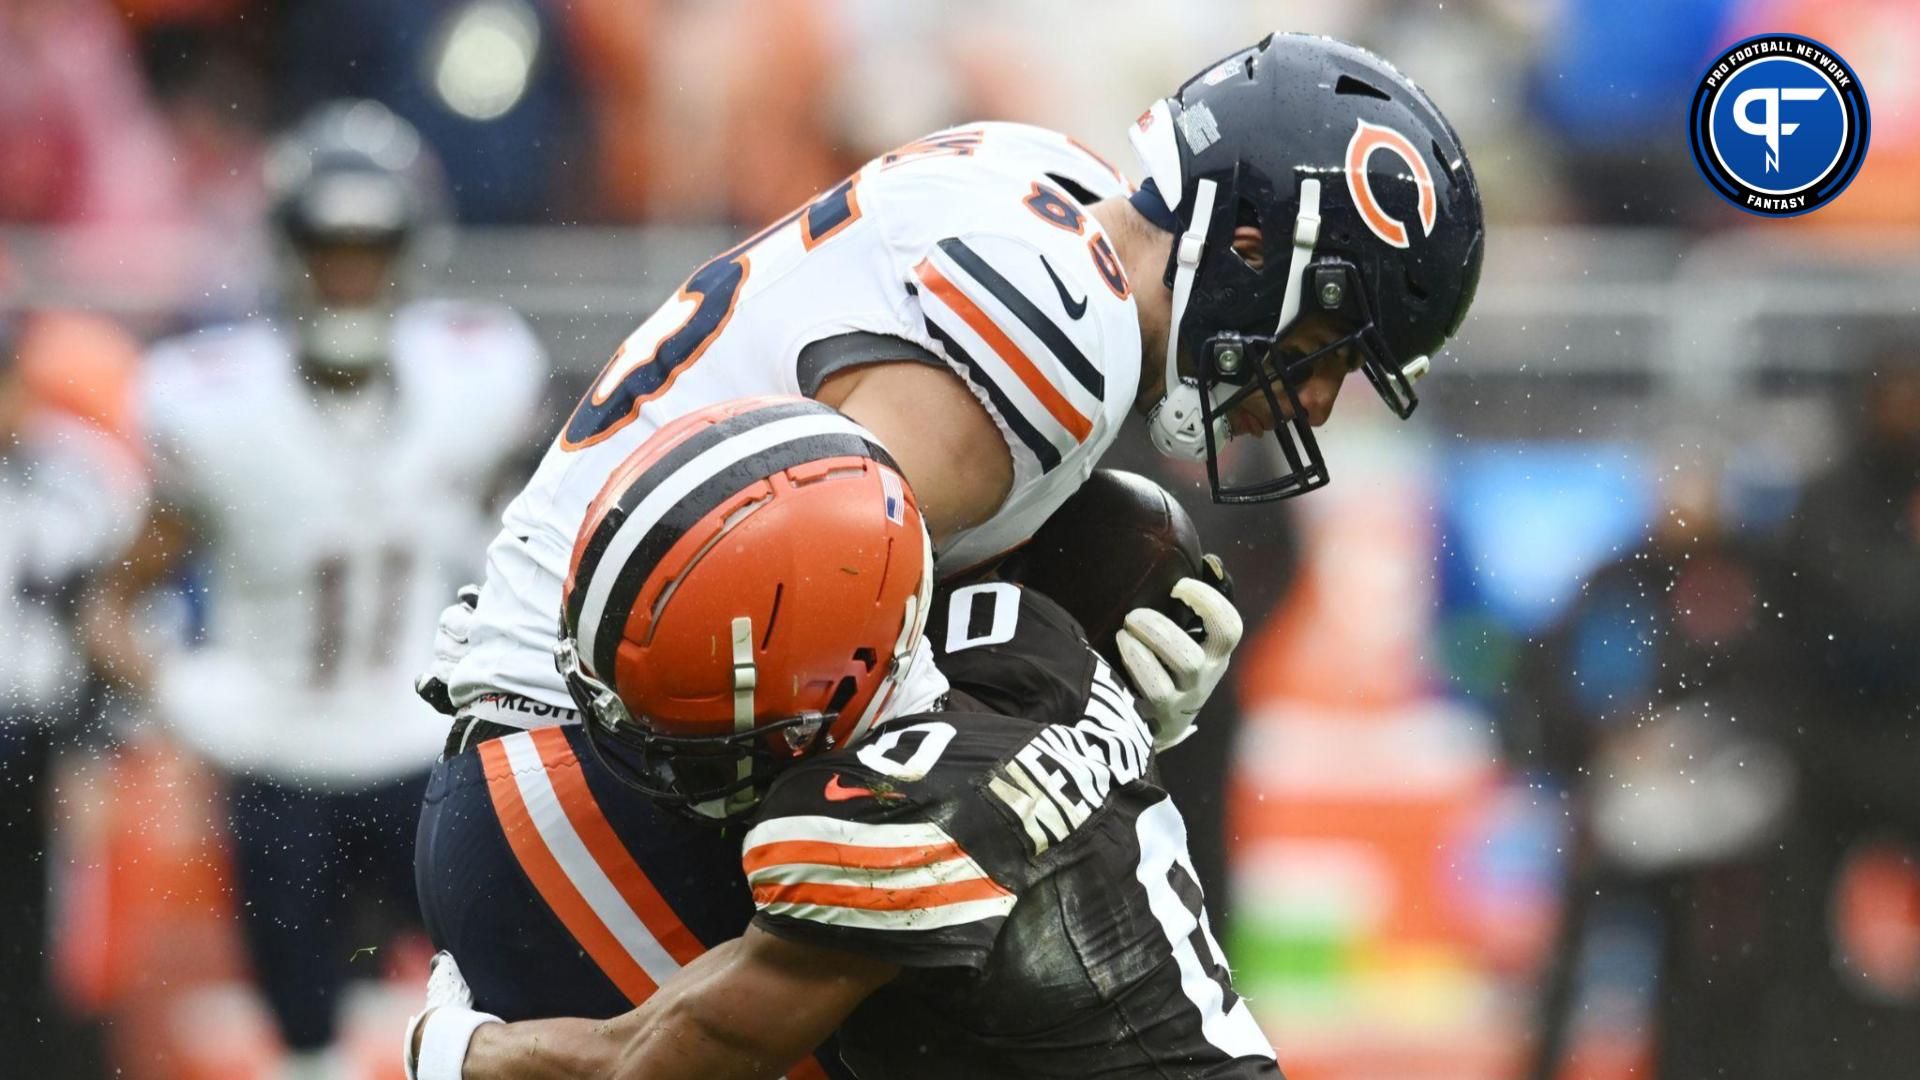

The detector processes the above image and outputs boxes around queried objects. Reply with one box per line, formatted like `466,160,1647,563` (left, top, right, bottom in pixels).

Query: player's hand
405,951,499,1080
414,584,481,716
1114,556,1242,751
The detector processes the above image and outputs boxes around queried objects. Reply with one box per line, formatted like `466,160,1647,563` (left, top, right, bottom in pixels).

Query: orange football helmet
556,396,932,820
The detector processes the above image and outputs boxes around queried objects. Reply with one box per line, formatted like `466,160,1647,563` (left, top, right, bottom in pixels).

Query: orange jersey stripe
743,838,968,876
915,258,1094,443
528,729,708,967
479,738,660,1004
753,874,1012,912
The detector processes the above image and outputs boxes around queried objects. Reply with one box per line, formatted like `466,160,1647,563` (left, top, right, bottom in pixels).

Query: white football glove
405,951,501,1080
1114,561,1243,751
414,584,481,716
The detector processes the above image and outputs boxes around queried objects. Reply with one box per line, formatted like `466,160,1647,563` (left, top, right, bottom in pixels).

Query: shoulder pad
746,753,1016,942
912,225,1125,475
397,300,545,372
143,320,279,381
140,321,282,426
972,122,1133,203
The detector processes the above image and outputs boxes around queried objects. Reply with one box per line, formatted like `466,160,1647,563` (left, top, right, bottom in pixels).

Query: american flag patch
881,469,905,525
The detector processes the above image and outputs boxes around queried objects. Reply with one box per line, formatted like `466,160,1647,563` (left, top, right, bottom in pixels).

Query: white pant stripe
500,733,682,987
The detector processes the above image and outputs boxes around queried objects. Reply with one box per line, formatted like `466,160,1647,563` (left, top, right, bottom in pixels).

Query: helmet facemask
557,625,830,824
1149,172,1430,503
1194,256,1427,503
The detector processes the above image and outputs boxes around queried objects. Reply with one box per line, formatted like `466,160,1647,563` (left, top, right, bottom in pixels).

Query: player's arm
817,360,1013,546
430,927,895,1080
80,500,195,696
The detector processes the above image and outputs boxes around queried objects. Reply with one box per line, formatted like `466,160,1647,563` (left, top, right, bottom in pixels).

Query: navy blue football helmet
1131,33,1485,502
264,100,449,372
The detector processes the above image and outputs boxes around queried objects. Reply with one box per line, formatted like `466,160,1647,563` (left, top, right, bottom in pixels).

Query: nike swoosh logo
1040,255,1088,321
823,773,903,802
824,774,876,802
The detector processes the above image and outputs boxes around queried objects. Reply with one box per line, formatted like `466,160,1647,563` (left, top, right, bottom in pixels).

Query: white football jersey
141,300,546,785
0,413,147,714
453,122,1144,718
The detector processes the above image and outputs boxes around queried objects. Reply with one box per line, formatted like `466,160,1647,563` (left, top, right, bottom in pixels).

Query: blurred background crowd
4,0,1920,1078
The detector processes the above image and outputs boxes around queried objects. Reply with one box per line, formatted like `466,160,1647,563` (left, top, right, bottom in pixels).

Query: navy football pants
227,769,426,1052
413,724,845,1078
414,724,751,1019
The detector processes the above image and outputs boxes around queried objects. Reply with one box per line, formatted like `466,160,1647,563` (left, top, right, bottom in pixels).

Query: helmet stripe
589,437,889,682
567,399,828,635
575,412,893,680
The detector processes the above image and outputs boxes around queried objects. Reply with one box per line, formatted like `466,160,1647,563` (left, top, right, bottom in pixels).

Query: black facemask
1192,259,1419,503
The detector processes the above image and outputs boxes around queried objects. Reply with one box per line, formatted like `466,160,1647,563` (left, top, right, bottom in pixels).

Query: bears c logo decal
1344,119,1437,249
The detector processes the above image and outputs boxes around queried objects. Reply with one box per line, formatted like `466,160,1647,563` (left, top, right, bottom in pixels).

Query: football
995,468,1211,667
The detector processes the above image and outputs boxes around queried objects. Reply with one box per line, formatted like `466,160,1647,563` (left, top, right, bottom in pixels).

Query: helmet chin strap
1273,178,1323,339
1147,177,1326,461
1147,178,1219,461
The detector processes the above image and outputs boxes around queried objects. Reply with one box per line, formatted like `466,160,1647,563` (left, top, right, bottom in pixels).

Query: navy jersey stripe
935,238,1104,399
924,319,1063,473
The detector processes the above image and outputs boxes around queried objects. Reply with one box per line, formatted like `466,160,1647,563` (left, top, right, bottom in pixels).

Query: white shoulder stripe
758,894,1015,932
747,854,987,893
742,813,959,853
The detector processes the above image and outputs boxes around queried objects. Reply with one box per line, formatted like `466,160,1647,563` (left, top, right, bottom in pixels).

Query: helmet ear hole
1235,195,1263,233
852,647,878,672
1231,197,1266,272
826,676,860,717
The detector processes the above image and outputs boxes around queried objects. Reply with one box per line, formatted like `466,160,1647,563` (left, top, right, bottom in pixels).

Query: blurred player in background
0,313,146,1078
1759,341,1920,1077
1505,448,1797,1079
83,100,546,1080
410,399,1276,1079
